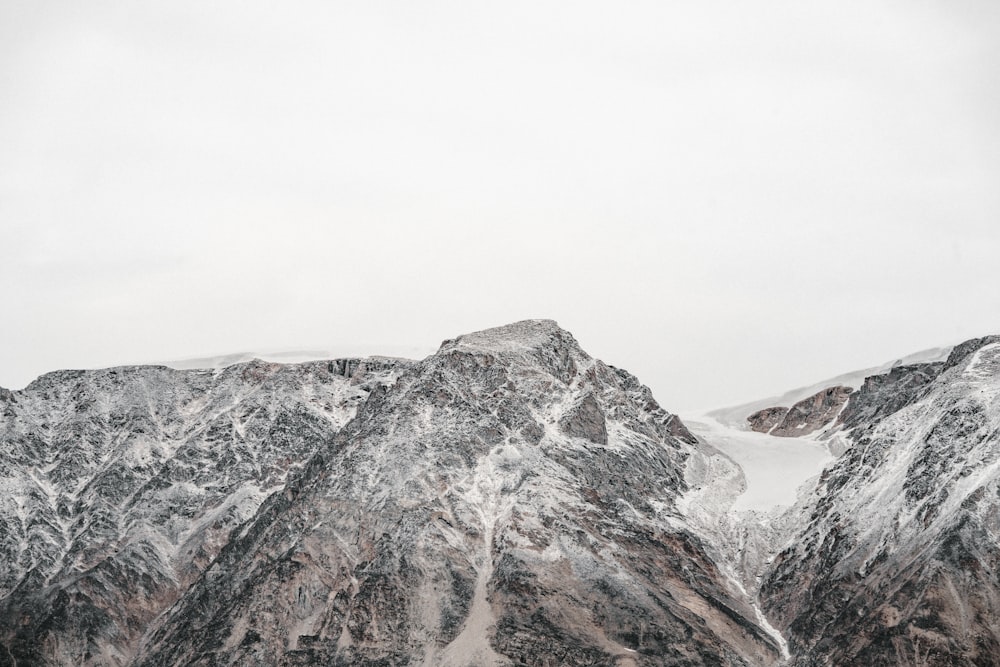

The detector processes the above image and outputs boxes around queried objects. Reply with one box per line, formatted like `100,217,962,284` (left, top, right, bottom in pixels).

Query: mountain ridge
2,321,999,666
134,319,780,666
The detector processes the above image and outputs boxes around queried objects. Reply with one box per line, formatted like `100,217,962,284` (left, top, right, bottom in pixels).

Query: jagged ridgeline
0,357,411,666
3,322,1000,666
760,336,1000,666
134,321,781,666
1,321,781,666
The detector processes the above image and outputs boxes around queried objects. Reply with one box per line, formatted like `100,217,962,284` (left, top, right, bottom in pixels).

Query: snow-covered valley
684,415,833,512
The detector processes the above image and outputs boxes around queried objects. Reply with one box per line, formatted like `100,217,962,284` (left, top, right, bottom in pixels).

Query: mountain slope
708,346,953,430
0,358,410,666
134,320,783,666
759,336,1000,666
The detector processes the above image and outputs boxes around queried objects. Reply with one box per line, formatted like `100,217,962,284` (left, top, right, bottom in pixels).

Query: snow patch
684,414,834,512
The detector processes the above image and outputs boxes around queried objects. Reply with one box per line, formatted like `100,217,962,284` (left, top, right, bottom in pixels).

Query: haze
2,1,999,411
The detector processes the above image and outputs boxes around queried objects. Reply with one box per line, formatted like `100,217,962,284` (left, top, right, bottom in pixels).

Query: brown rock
747,406,789,433
769,386,853,437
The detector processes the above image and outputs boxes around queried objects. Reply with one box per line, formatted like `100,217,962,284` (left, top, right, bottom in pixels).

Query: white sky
2,0,999,411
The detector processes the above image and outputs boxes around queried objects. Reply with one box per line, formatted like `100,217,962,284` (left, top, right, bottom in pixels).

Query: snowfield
684,414,834,512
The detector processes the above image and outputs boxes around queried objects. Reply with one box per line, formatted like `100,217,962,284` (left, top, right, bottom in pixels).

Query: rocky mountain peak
131,322,780,667
440,319,571,352
435,319,587,385
759,335,1000,665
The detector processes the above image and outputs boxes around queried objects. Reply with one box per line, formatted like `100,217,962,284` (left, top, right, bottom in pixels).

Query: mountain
2,321,999,666
758,336,1000,665
0,357,410,666
686,335,1000,665
707,345,953,430
133,320,782,666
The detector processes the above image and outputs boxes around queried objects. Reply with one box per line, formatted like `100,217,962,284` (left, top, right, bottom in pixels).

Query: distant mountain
708,345,953,430
160,345,436,371
1,322,998,666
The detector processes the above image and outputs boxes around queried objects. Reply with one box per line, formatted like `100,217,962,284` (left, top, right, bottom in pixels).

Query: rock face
834,364,942,432
0,358,411,666
133,320,781,667
746,407,789,434
746,386,852,437
769,386,853,437
759,337,1000,665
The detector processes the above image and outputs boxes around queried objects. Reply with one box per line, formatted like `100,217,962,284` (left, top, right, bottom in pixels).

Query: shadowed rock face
746,386,852,437
835,364,942,432
132,320,782,667
760,338,1000,666
0,358,411,667
559,393,608,445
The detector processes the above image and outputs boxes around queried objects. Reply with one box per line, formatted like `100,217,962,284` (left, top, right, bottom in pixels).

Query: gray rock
836,364,942,432
0,358,411,667
559,393,608,445
746,386,853,437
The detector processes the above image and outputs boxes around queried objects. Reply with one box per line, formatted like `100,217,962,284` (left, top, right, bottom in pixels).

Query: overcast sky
2,0,999,412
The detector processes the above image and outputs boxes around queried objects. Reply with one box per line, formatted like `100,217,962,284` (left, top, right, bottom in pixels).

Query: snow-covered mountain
760,336,1000,665
1,322,998,666
0,358,410,665
134,320,782,666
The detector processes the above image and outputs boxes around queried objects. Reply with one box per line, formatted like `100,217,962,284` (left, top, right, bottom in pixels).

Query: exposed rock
942,334,1000,371
5,321,1000,667
747,406,789,433
663,413,698,445
769,386,853,437
836,364,942,432
0,358,411,667
558,392,608,444
746,386,853,437
760,337,1000,665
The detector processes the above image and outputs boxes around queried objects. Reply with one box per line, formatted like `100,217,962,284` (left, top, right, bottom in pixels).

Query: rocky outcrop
558,392,608,444
759,337,1000,665
747,406,789,433
835,363,943,432
769,386,853,437
134,320,783,667
746,386,852,437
